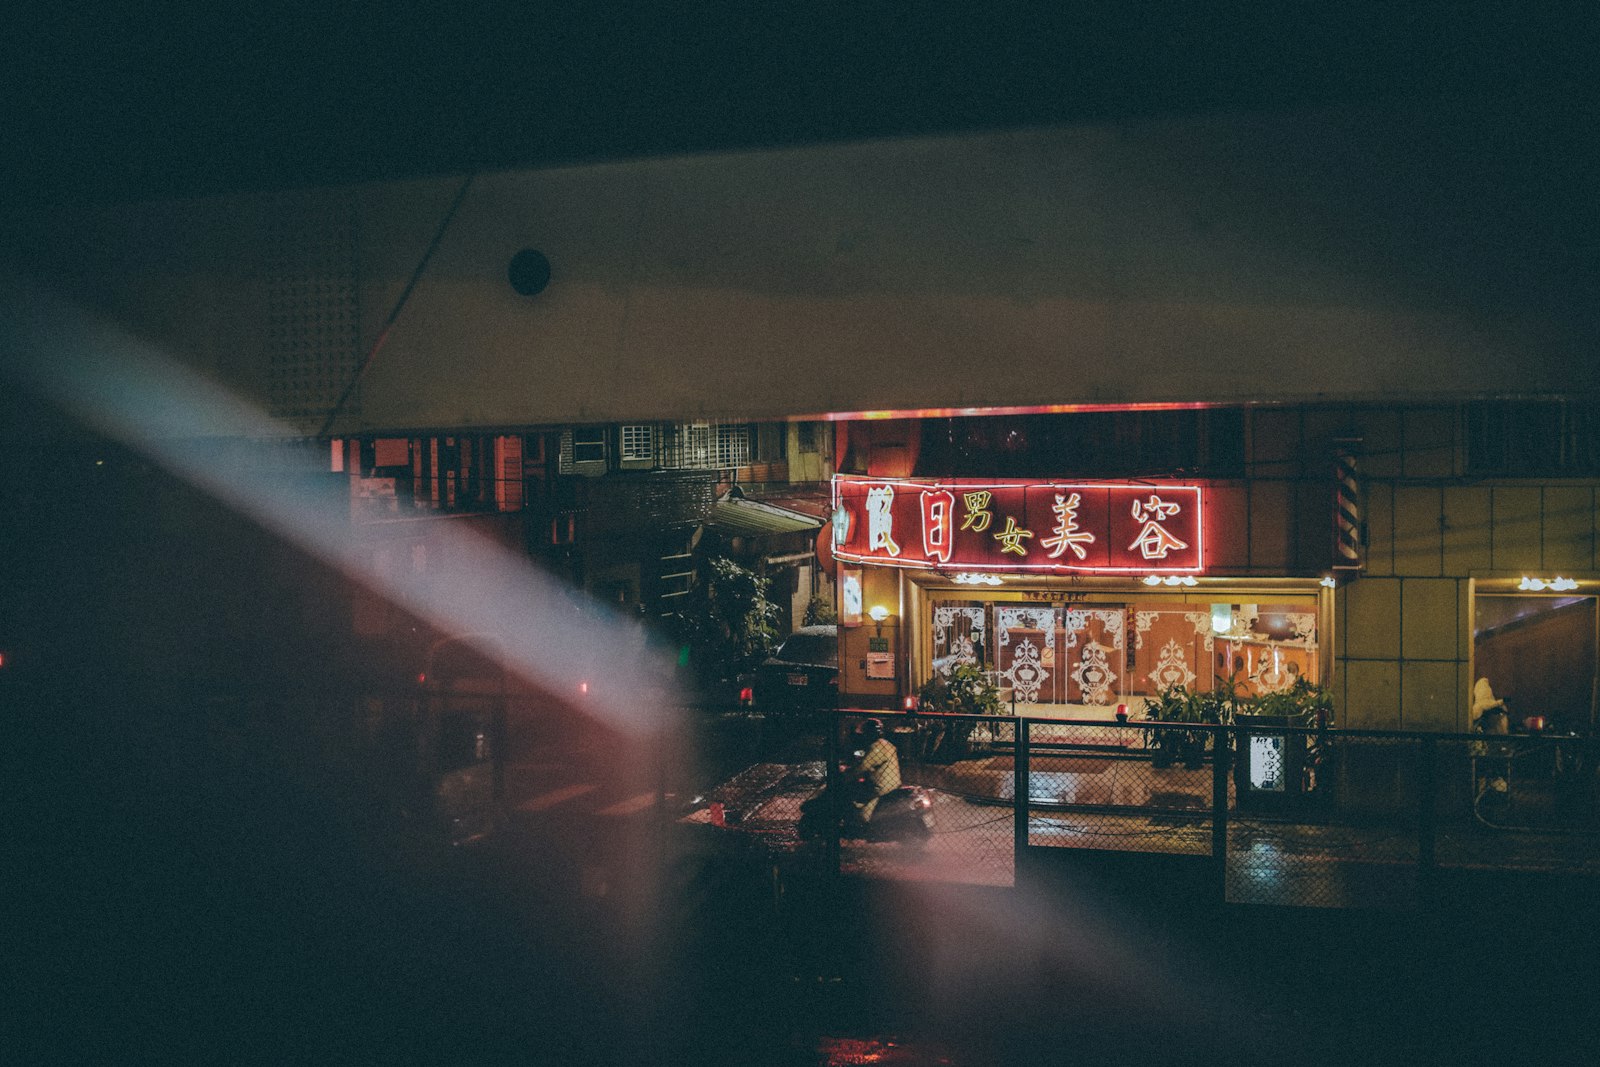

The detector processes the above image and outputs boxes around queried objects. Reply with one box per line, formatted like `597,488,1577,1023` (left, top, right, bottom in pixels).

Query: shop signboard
831,476,1203,574
840,567,864,625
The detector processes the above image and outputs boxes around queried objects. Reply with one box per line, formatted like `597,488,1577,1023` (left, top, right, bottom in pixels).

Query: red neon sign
832,476,1204,573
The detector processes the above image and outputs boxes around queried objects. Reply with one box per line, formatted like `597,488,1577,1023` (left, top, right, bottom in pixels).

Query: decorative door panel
932,602,989,677
996,605,1061,704
1060,608,1127,706
1131,608,1216,696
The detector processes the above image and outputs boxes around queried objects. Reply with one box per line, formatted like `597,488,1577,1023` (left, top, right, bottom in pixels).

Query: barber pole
1332,439,1364,571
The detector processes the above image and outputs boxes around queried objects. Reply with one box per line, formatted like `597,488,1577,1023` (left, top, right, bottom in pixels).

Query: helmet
858,718,884,741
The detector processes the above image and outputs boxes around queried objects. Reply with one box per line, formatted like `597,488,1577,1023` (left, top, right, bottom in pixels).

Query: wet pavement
18,697,1600,1066
683,750,1600,911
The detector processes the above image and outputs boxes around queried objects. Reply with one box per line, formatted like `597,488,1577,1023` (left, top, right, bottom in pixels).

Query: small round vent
508,249,551,296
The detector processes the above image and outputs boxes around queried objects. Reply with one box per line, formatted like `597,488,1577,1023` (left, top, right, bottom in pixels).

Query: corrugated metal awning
704,494,824,536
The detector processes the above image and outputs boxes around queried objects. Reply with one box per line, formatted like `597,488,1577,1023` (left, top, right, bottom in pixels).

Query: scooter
797,757,936,848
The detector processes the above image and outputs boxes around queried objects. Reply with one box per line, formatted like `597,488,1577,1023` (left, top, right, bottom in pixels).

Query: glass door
931,600,990,677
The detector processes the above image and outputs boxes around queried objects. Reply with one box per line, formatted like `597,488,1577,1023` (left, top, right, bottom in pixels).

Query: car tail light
902,695,919,711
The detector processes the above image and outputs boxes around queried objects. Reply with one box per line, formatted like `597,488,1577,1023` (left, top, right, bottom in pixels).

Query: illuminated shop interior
903,574,1331,719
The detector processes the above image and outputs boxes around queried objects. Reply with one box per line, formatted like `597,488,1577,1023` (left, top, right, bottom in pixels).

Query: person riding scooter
845,718,901,825
797,718,933,846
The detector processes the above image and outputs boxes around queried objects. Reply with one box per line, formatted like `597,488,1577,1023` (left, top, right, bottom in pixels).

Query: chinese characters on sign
832,478,1203,573
921,490,955,564
866,485,899,556
961,491,993,532
993,516,1033,555
1040,492,1094,560
1128,493,1189,560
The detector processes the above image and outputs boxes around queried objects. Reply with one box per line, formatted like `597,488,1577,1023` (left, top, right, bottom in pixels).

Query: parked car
754,625,839,715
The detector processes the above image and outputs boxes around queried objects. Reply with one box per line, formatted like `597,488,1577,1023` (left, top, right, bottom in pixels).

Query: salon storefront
829,475,1334,717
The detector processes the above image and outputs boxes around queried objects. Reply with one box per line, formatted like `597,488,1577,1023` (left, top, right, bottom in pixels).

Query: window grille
659,421,751,469
1467,401,1600,477
620,424,655,462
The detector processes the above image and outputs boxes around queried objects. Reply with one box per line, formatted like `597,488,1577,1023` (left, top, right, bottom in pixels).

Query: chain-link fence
1433,732,1600,875
1021,718,1215,859
830,709,1017,886
1225,729,1419,908
673,708,1600,906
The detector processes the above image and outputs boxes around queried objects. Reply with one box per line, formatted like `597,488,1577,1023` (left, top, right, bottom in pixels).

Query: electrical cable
319,172,476,438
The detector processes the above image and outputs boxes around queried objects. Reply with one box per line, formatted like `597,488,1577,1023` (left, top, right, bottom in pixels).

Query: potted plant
1249,675,1334,729
1143,680,1234,769
915,664,1005,762
1142,684,1200,769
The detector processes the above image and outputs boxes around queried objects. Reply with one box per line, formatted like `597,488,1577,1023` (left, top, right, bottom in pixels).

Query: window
912,410,1246,478
1474,590,1597,731
573,427,606,465
659,421,751,469
927,595,1319,707
1467,401,1600,477
798,421,819,454
620,424,654,463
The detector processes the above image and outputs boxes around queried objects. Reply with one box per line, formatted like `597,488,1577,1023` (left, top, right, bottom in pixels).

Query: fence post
1418,735,1437,904
1014,717,1030,861
1213,723,1230,900
825,712,841,878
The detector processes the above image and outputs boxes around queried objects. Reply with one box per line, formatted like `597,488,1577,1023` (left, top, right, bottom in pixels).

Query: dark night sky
5,2,1595,210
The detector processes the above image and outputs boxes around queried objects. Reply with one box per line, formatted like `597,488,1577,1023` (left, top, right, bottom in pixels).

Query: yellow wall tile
1341,659,1400,729
1392,486,1442,576
1402,660,1460,731
1542,486,1594,572
1363,481,1394,576
840,621,898,700
1336,583,1348,660
1345,577,1401,660
1491,486,1543,571
1401,578,1458,660
1441,486,1492,575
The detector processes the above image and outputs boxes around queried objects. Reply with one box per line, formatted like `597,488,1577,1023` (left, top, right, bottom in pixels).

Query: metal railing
808,710,1600,906
155,678,1600,908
